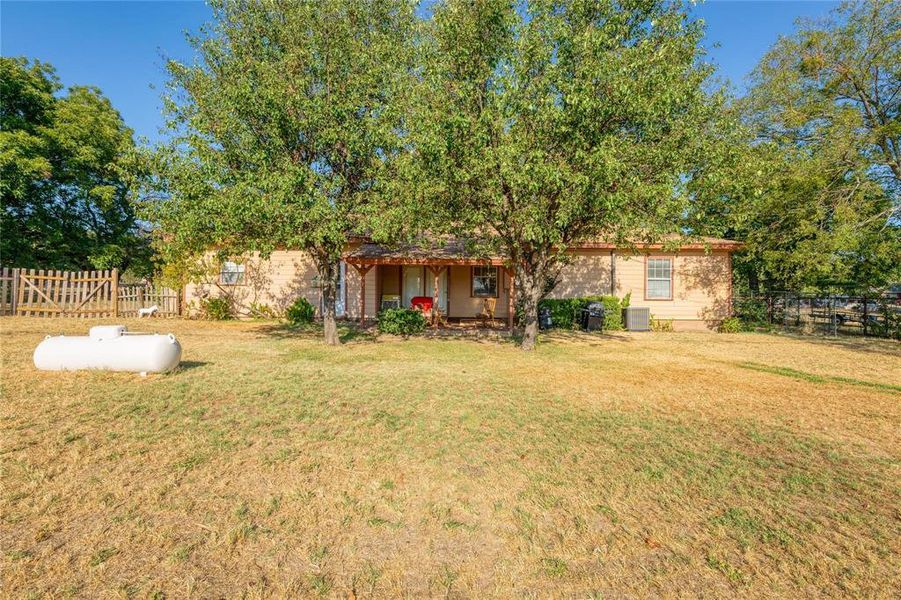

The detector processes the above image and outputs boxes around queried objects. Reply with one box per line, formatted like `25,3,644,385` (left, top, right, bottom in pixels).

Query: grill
581,302,605,332
538,306,553,330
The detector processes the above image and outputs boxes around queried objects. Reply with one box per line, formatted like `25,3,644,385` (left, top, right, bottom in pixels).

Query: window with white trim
472,266,498,297
220,261,245,285
646,258,672,299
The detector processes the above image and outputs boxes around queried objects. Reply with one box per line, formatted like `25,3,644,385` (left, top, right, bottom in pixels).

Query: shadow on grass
176,360,209,372
540,329,633,347
768,330,901,358
339,326,379,344
252,320,632,348
253,321,381,345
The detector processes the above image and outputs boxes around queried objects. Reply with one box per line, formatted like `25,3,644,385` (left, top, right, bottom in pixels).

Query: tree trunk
515,265,545,351
317,257,340,346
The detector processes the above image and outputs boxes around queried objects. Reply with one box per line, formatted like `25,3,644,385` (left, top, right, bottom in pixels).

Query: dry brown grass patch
1,318,899,597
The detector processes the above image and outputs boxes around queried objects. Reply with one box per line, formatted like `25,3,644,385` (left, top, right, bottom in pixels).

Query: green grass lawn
2,318,899,598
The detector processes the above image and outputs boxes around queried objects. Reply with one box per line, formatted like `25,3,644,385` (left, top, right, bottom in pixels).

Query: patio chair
411,296,434,318
477,297,497,325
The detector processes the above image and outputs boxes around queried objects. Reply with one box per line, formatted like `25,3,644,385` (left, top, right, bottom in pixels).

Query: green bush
734,297,768,327
537,295,624,331
285,297,316,325
718,316,745,333
201,296,233,320
377,308,427,335
866,309,901,340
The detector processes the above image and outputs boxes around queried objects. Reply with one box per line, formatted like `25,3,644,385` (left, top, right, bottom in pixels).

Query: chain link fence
732,292,901,340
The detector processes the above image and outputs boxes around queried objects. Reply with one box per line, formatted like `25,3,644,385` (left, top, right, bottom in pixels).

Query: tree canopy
139,0,415,344
383,0,719,348
691,0,900,293
0,57,150,275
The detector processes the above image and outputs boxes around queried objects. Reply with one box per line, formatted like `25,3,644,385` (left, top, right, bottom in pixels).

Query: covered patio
343,239,515,330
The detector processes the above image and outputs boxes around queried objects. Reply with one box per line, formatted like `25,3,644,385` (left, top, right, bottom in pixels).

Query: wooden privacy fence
0,267,182,318
0,268,17,315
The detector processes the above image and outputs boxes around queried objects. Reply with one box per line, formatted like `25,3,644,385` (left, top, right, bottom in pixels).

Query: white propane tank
33,325,182,373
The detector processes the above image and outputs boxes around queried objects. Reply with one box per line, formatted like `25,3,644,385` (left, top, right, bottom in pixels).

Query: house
185,236,742,331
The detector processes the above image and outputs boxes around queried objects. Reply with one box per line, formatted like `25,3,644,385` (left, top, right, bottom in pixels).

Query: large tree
690,0,901,292
395,0,718,349
747,0,900,192
140,0,415,344
0,57,149,274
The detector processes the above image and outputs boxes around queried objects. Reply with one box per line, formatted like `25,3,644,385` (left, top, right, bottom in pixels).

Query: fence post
782,292,788,327
832,296,837,336
112,269,119,318
11,268,19,315
861,296,868,337
16,269,26,316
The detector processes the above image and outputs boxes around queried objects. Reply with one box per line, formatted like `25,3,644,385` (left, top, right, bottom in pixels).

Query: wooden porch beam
345,257,506,267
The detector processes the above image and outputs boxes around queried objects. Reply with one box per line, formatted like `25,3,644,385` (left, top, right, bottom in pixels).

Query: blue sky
1,0,838,142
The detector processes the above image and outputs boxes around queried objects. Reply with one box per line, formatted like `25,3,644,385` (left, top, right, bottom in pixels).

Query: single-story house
185,236,742,331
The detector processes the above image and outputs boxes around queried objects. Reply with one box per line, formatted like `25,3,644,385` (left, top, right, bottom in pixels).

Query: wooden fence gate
0,267,182,318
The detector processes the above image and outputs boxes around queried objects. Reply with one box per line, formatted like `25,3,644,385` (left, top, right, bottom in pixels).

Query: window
220,261,245,285
471,266,498,297
646,258,672,300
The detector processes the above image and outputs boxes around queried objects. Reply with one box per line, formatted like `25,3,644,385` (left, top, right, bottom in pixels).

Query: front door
402,266,424,308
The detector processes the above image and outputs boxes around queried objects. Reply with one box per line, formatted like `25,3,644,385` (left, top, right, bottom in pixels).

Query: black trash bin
538,306,553,330
581,302,605,332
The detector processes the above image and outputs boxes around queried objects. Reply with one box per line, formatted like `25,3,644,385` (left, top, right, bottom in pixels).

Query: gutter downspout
610,249,617,296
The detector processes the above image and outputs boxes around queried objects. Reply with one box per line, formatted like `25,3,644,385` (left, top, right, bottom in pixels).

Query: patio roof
344,239,505,266
343,235,742,267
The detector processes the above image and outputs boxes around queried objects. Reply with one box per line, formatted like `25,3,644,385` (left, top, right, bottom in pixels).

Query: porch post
360,269,366,325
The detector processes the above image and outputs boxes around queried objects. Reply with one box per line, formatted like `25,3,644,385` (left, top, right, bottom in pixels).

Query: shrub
201,296,233,320
733,296,768,327
285,297,316,325
651,316,674,332
866,310,901,340
537,295,624,331
718,316,745,333
377,308,426,335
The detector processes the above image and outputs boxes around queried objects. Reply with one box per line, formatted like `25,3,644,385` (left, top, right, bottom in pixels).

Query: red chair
410,296,434,313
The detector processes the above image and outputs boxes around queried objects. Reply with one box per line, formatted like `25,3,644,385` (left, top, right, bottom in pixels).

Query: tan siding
185,246,731,328
184,251,319,317
615,251,732,327
446,265,509,318
547,250,614,298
